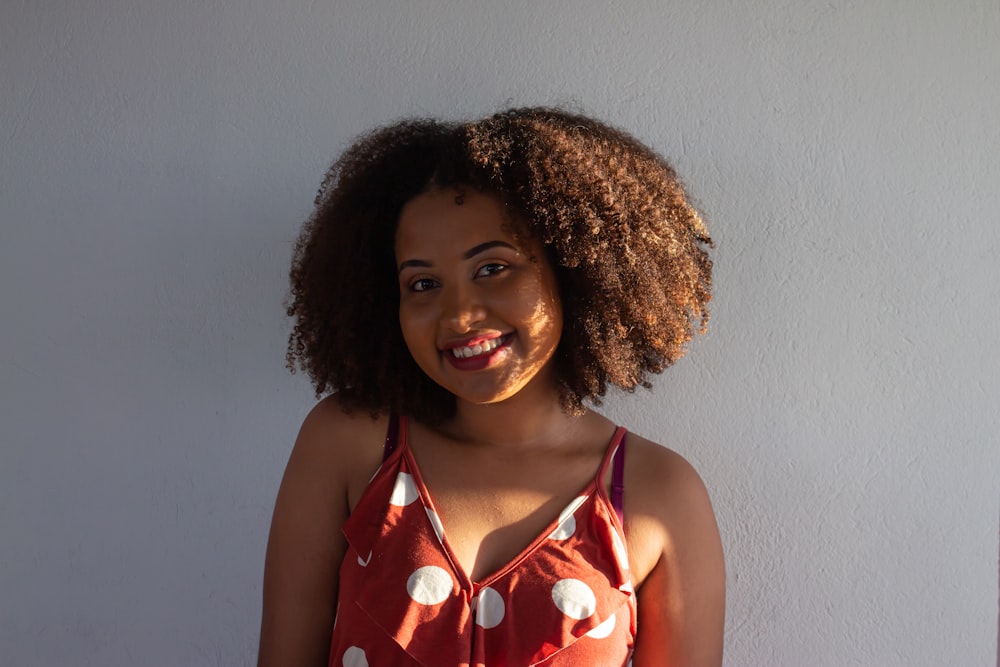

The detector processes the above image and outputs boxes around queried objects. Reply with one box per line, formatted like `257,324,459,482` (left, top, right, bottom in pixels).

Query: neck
443,387,586,451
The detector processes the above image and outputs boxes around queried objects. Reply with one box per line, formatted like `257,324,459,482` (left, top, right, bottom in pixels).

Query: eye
409,278,439,293
475,263,508,278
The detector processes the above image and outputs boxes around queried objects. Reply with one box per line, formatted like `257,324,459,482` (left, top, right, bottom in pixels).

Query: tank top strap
382,413,401,462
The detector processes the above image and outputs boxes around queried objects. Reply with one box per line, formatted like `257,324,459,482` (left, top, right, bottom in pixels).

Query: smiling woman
260,107,722,667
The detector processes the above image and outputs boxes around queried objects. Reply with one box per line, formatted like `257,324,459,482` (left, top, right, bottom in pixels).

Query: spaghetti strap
382,413,400,462
610,432,626,526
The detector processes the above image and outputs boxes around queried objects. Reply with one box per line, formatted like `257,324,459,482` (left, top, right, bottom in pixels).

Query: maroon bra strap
382,413,400,462
611,433,626,526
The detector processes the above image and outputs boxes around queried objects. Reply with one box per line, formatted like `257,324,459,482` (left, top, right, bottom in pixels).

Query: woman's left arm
628,444,726,667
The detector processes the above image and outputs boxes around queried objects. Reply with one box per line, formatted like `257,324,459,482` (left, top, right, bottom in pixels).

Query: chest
411,445,612,583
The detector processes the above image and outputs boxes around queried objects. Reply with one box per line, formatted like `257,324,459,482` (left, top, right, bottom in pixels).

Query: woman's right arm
257,398,382,667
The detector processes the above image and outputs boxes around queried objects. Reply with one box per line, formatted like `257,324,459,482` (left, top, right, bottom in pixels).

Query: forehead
395,189,527,256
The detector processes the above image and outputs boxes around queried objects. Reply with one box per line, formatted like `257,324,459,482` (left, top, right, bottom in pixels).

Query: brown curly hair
287,107,712,423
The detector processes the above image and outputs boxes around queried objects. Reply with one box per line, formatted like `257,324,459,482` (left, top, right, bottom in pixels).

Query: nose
442,283,486,333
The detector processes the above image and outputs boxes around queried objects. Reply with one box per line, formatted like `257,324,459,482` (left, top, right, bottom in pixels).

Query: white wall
2,1,998,665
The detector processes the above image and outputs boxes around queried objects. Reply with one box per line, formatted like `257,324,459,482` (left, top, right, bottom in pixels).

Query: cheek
398,305,435,359
398,307,416,347
520,279,564,345
543,277,564,328
541,298,564,348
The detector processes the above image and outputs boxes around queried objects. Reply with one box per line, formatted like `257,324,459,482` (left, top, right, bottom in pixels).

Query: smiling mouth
448,335,509,359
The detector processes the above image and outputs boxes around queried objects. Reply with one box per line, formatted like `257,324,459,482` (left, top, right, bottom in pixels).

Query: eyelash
407,263,509,293
475,263,507,278
409,278,438,293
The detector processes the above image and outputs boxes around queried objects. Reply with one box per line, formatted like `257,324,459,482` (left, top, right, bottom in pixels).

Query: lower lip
444,336,512,371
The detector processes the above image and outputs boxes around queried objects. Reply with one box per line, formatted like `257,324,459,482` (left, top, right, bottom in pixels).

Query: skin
258,189,725,666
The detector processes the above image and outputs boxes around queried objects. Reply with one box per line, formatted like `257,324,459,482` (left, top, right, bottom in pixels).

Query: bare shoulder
626,434,715,517
623,433,726,667
257,395,387,667
625,433,711,505
294,394,387,458
289,395,388,500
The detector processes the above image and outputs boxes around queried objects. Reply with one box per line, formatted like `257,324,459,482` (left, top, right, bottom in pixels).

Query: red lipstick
443,334,512,371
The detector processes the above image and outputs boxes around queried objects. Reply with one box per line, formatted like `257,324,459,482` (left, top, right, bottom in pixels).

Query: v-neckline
396,416,626,591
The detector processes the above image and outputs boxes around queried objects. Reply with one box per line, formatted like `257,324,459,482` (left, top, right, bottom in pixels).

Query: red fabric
329,417,635,666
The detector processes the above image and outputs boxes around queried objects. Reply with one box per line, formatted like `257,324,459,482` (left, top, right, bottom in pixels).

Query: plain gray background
2,1,998,665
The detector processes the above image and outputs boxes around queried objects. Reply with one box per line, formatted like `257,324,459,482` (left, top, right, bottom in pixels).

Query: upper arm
257,399,380,667
629,447,726,667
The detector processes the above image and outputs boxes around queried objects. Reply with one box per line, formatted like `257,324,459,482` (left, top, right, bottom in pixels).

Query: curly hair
287,107,712,423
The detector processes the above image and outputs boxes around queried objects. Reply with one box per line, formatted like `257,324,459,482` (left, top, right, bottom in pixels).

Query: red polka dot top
329,416,636,666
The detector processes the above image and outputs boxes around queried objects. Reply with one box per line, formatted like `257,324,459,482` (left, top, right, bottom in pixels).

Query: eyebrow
397,240,519,273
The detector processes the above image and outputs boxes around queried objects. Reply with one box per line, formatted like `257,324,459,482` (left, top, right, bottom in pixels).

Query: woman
259,108,725,666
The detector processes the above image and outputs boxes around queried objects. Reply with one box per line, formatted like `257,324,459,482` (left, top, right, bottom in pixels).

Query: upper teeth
451,337,503,358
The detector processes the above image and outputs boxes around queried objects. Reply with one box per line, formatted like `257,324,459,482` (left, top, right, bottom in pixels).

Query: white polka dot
342,646,368,667
611,526,629,569
475,586,505,629
585,612,616,638
552,578,597,620
406,565,453,605
357,549,372,567
548,495,588,540
548,515,576,540
389,472,419,506
425,507,445,543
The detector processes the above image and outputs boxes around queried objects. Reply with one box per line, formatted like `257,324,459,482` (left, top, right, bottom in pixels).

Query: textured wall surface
2,1,998,665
